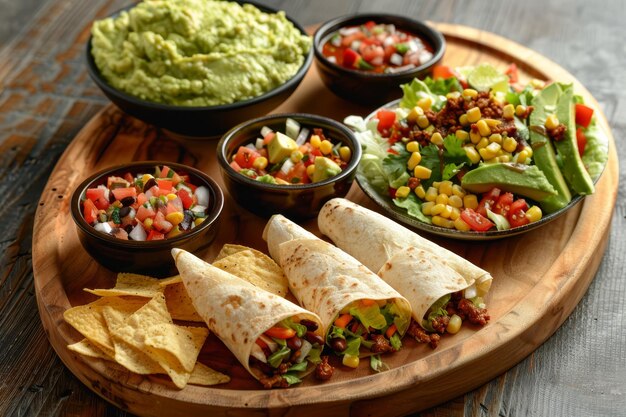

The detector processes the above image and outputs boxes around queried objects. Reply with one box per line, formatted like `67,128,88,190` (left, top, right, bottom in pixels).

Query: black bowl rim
217,113,362,191
85,1,313,113
313,13,446,79
70,161,224,247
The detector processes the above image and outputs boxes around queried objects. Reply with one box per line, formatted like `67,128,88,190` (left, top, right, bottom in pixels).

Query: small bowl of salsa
217,113,362,219
313,14,445,104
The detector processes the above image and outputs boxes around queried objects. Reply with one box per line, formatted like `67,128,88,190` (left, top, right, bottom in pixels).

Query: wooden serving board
32,24,618,417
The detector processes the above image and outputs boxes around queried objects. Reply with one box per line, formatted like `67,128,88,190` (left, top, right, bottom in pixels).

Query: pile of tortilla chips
64,244,288,389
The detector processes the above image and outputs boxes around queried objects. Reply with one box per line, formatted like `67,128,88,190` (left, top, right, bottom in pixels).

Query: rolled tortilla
171,248,324,381
263,215,412,337
318,198,492,324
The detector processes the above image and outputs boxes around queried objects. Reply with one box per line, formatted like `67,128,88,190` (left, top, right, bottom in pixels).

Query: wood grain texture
0,0,625,416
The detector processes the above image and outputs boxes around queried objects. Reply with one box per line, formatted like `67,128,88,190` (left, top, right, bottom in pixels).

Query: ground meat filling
314,356,334,381
370,334,394,353
407,320,441,349
259,374,290,389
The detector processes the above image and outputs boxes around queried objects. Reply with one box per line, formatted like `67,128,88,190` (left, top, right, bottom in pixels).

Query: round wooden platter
32,24,618,417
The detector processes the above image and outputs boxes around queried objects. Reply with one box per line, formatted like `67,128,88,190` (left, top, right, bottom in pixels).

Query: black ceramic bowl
70,161,224,277
217,113,362,219
313,14,445,104
85,1,313,138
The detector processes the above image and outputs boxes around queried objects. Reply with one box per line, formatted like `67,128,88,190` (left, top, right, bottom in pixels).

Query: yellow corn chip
67,339,112,360
188,362,230,386
163,282,204,322
214,244,250,261
84,273,164,298
158,274,182,287
144,324,209,373
213,249,288,297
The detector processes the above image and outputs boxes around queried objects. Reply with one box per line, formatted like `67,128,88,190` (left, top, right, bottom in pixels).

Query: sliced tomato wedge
178,188,193,210
342,48,361,68
432,64,456,79
493,192,514,217
264,326,296,339
508,199,530,227
234,146,260,169
575,103,594,128
146,230,165,241
460,208,494,232
85,187,110,210
111,187,137,201
476,188,501,217
376,109,396,133
576,128,587,157
505,63,519,84
83,199,98,224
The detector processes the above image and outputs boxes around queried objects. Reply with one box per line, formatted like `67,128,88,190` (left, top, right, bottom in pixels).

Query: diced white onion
419,50,434,64
94,222,113,234
296,340,313,363
129,224,147,241
96,184,110,200
383,36,395,47
331,35,341,47
350,40,361,51
260,126,273,138
385,64,415,74
339,26,359,36
386,24,396,34
285,118,301,140
255,138,264,149
190,204,207,215
370,56,383,66
280,158,294,175
476,276,493,296
389,53,404,66
464,284,477,300
245,143,257,151
250,343,267,363
259,334,278,353
194,186,210,207
327,56,337,64
295,127,310,146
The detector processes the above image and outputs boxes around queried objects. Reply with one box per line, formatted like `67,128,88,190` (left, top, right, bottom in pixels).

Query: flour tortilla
318,198,493,322
171,248,324,381
263,215,412,336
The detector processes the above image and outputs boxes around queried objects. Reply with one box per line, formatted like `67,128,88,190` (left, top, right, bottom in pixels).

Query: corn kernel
430,132,444,146
310,135,321,148
290,150,304,163
455,130,469,141
165,211,184,226
413,165,432,180
432,215,455,229
466,107,481,123
476,119,491,137
545,114,560,130
503,104,515,120
464,146,481,164
417,96,433,111
431,203,446,216
407,152,422,170
462,88,478,99
339,146,351,162
144,217,153,229
498,154,511,163
342,354,360,368
425,186,438,202
479,142,501,160
439,205,453,219
306,164,316,178
463,194,479,210
517,149,529,164
515,105,527,117
166,193,177,201
485,118,502,128
439,181,453,196
415,185,426,199
407,106,425,122
447,314,463,334
446,91,461,100
167,226,182,239
452,184,466,198
459,114,469,126
435,193,449,205
432,181,441,189
253,156,268,170
417,115,430,129
454,217,471,231
406,141,420,153
395,186,411,199
449,206,461,220
526,205,543,223
448,194,463,208
476,137,490,150
320,140,333,155
194,217,205,226
503,136,518,153
421,201,435,215
530,78,546,89
489,133,502,144
470,130,482,144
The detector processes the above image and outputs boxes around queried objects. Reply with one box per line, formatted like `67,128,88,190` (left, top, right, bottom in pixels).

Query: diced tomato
342,48,361,68
383,44,396,60
136,205,156,222
157,179,173,191
85,187,110,210
508,199,530,227
576,128,587,157
111,187,137,201
230,161,242,172
83,199,98,224
152,211,173,233
505,63,519,84
476,188,501,217
460,208,494,232
136,193,148,207
364,21,376,30
146,230,165,241
262,131,276,145
575,103,594,128
341,31,365,48
123,172,134,184
264,326,296,339
234,146,260,169
160,165,172,178
432,65,456,79
178,188,193,209
376,109,396,133
493,193,514,217
166,198,183,214
275,161,309,184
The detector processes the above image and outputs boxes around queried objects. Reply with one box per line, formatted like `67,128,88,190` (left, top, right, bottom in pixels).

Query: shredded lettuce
423,76,463,96
281,373,302,386
390,333,402,351
392,194,432,224
349,304,387,330
400,78,447,111
343,336,361,357
421,294,450,332
281,318,307,338
267,346,290,368
370,354,390,373
287,361,307,373
306,346,322,364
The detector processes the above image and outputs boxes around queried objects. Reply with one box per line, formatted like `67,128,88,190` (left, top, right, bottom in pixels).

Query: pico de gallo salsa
230,118,351,185
322,21,434,73
81,165,210,241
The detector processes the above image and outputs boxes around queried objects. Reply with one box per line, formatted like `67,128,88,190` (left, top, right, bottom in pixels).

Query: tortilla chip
158,274,182,287
214,244,250,261
85,273,164,298
213,249,288,297
67,339,112,360
63,296,146,357
144,324,209,373
188,362,230,386
163,282,204,322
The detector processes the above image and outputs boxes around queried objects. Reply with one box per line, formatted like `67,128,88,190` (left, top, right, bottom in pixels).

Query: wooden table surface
0,0,623,416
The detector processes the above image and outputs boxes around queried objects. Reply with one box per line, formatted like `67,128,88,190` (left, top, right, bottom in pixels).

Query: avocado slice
461,163,557,201
268,132,298,164
528,84,572,213
313,157,342,183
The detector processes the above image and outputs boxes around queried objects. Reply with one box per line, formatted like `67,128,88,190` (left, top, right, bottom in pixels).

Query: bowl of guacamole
86,0,313,137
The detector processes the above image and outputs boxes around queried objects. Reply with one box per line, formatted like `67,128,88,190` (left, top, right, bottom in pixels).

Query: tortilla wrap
171,248,324,380
317,198,493,322
263,215,412,336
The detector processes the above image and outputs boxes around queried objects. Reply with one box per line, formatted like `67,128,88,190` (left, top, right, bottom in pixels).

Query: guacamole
91,0,311,106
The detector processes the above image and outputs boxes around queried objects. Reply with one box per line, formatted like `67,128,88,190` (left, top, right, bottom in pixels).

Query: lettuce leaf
581,120,609,181
400,78,447,111
350,304,387,330
343,336,361,357
267,346,291,368
390,333,402,351
423,76,463,96
281,318,307,338
392,194,432,224
370,354,390,373
281,373,302,386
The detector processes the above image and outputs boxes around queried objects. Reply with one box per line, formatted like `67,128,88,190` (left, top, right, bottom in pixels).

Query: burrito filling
326,299,409,368
250,317,330,388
